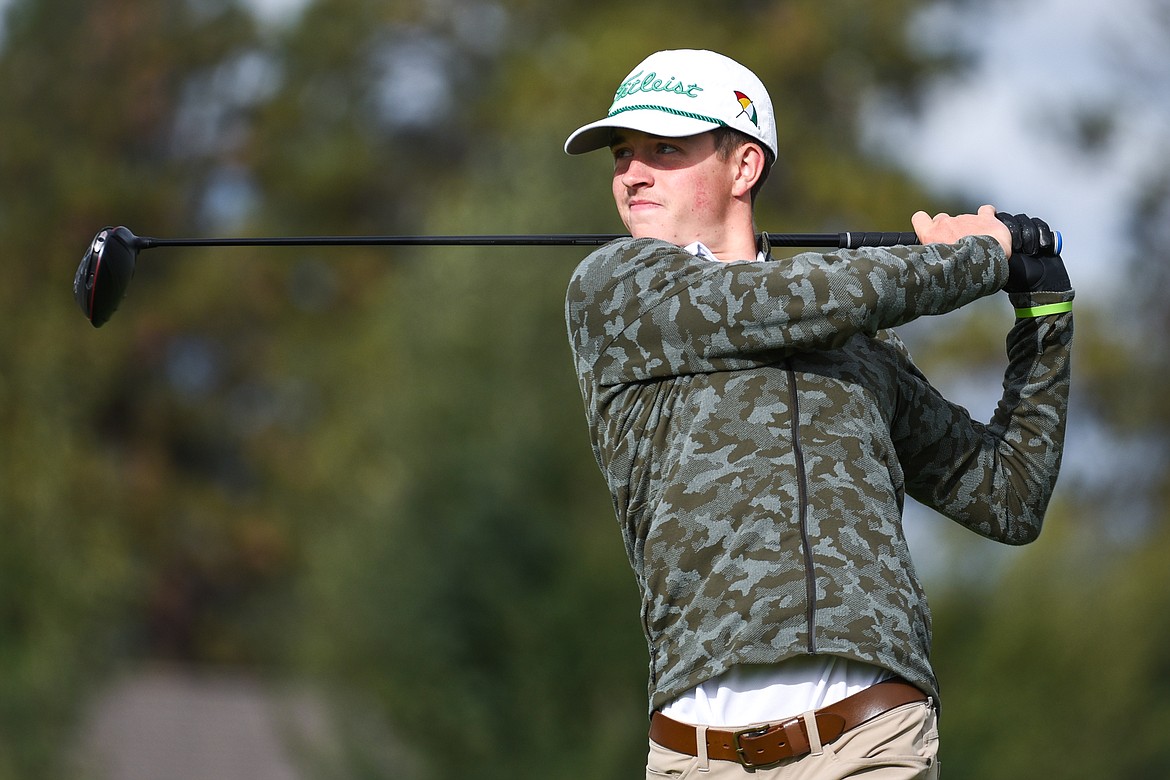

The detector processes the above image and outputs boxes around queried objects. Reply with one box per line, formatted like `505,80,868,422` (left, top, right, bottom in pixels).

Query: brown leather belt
650,679,926,770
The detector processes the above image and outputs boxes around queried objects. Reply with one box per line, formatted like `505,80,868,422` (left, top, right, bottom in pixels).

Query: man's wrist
1008,289,1075,318
1014,301,1073,318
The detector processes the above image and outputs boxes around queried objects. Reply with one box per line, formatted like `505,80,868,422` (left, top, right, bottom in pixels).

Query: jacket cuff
1008,289,1075,318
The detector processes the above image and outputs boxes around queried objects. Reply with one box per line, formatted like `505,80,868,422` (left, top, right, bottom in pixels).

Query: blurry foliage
1,0,1168,778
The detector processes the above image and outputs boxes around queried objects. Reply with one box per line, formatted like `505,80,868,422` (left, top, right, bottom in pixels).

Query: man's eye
657,144,679,154
611,147,632,160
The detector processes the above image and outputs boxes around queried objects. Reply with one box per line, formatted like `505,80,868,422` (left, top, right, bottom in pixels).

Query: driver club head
73,226,140,328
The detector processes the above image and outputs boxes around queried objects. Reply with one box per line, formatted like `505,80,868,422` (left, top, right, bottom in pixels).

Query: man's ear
731,142,766,199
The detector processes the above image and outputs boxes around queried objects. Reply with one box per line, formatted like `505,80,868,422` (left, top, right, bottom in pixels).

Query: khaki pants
646,701,939,779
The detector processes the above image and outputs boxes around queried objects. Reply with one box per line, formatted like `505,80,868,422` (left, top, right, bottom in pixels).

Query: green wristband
1015,301,1073,318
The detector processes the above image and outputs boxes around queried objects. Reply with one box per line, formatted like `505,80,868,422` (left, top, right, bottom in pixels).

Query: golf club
73,222,1062,328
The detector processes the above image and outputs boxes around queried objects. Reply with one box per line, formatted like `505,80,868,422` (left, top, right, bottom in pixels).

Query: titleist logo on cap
613,70,705,103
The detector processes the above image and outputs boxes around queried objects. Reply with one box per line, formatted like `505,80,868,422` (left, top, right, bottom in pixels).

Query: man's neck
690,226,759,262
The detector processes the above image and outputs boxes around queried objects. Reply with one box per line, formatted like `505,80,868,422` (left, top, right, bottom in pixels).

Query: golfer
564,49,1073,778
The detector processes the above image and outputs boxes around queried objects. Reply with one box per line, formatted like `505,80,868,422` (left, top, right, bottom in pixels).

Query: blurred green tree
0,0,272,776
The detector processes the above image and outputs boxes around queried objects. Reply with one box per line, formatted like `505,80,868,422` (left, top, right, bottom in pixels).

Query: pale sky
867,0,1164,304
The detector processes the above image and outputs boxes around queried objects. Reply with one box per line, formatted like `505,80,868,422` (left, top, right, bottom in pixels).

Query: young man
563,49,1073,778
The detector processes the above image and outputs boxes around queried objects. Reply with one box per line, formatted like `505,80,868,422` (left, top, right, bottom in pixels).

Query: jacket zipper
786,361,817,653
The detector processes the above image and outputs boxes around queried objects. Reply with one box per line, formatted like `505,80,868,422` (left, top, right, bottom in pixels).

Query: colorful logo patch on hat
734,91,758,128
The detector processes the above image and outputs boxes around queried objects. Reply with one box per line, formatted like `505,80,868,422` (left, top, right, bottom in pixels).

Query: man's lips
627,199,660,211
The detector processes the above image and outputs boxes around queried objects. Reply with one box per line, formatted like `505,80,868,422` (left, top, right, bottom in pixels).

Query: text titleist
613,70,704,104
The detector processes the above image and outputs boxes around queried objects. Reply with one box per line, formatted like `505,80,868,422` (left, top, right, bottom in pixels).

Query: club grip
840,231,921,249
842,228,1063,254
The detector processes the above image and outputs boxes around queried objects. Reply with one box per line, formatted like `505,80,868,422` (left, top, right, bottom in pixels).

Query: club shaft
140,235,631,246
137,232,925,250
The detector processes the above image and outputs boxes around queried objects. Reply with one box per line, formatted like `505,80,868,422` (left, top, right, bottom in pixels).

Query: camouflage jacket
564,235,1073,712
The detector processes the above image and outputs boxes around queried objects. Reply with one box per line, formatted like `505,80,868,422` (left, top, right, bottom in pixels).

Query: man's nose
620,156,653,188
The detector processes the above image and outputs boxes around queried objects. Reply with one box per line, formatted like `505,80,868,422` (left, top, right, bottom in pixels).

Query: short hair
711,126,774,204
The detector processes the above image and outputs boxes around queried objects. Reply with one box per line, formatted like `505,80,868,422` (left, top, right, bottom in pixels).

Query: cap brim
564,110,720,155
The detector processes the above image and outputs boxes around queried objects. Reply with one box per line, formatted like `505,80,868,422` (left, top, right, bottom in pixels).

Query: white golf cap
564,49,777,163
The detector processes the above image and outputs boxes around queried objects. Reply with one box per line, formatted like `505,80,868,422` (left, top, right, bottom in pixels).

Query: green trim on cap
608,104,728,127
1014,301,1073,318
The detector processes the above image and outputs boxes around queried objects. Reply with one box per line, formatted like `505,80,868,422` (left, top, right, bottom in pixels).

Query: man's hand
911,204,1013,257
995,212,1059,257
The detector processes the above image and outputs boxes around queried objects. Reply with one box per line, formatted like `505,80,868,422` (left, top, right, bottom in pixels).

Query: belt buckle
733,723,784,770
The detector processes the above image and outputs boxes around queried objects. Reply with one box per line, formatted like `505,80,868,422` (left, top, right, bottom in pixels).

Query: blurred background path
73,666,322,780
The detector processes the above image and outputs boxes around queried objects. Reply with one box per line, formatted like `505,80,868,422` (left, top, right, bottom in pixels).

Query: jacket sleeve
892,290,1075,543
566,235,1008,387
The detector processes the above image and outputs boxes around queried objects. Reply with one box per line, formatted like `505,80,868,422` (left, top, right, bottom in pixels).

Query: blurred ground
72,665,325,780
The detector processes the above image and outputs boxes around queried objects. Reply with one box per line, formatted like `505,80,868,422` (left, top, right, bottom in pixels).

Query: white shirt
660,656,887,727
682,240,767,264
660,242,888,727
